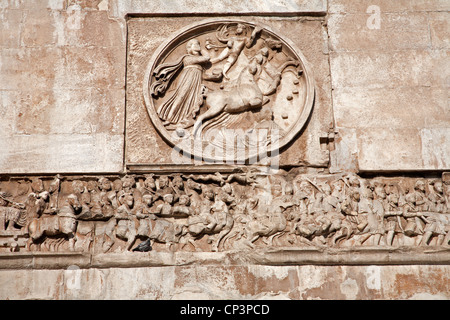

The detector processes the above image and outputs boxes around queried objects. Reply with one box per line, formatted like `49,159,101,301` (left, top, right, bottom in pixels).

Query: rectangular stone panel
355,128,450,172
125,16,332,169
332,87,450,129
0,133,124,174
330,50,448,89
0,1,126,174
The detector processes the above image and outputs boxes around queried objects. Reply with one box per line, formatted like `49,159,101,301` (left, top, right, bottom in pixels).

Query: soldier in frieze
427,179,446,213
331,179,346,204
184,178,203,205
86,180,103,218
143,174,156,193
171,175,187,199
0,191,26,231
293,179,315,216
402,189,425,239
114,191,139,250
412,179,429,211
71,180,91,218
332,187,360,245
384,186,404,246
134,194,155,241
245,182,288,246
30,178,44,194
47,174,61,212
172,194,193,218
420,212,448,246
357,186,385,246
155,175,175,201
24,192,39,220
35,191,52,217
97,177,115,219
186,186,217,238
152,193,176,218
215,183,236,210
321,181,341,214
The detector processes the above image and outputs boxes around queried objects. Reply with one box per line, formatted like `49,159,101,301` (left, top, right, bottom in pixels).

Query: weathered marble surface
1,261,448,299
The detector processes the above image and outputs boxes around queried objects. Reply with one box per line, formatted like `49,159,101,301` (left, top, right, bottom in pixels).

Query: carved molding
1,247,449,270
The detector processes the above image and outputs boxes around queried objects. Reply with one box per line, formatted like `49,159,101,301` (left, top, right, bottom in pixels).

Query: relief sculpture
0,173,449,253
0,20,447,259
143,20,314,163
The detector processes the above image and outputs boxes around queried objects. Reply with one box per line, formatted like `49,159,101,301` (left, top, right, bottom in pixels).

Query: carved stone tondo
143,19,315,163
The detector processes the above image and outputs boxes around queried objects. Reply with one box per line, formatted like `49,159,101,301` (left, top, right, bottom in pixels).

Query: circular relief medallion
143,19,315,163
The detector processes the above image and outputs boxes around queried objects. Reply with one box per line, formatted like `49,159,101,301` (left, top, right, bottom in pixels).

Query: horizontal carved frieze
0,171,449,256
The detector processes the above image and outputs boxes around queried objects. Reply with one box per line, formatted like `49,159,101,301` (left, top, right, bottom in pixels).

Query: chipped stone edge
1,247,448,270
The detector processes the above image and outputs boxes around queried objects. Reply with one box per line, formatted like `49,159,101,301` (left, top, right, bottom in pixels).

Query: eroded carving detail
1,173,449,253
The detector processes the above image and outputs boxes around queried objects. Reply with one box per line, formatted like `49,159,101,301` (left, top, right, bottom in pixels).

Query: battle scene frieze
1,172,449,260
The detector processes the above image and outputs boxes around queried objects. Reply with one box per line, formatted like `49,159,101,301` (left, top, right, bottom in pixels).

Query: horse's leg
272,231,286,246
193,96,227,137
331,230,344,246
102,220,116,253
357,233,372,246
420,231,433,246
126,232,137,251
220,231,235,250
212,228,228,252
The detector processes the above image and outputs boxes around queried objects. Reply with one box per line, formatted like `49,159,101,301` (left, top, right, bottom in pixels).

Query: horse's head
67,194,82,214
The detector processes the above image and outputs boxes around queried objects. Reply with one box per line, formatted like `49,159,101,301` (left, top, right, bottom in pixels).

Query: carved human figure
154,193,175,217
331,179,345,204
187,186,216,237
427,180,445,213
321,181,340,214
246,184,287,246
193,50,297,136
143,175,156,192
155,175,174,200
86,180,103,217
402,189,425,238
210,23,262,79
115,192,138,250
27,194,81,251
172,194,193,217
98,177,115,219
0,192,26,231
420,212,447,246
151,38,210,129
331,188,360,245
413,179,429,211
171,175,186,199
48,174,61,212
72,180,91,217
384,190,403,246
357,187,385,246
135,194,155,239
35,191,51,217
295,180,315,216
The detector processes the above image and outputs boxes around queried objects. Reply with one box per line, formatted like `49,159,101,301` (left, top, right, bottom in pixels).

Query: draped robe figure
150,39,210,129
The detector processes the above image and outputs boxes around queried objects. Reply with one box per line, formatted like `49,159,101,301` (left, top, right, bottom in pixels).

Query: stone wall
0,0,449,300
